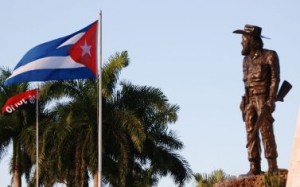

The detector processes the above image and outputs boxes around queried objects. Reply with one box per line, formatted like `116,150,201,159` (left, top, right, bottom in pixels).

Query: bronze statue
233,24,280,175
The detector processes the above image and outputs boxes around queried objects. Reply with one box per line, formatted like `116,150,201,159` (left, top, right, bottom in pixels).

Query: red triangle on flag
69,21,98,75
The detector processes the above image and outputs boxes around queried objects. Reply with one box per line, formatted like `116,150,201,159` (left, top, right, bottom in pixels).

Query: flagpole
98,11,103,187
36,87,39,187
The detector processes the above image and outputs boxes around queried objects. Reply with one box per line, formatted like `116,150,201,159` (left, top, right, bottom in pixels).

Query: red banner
2,89,37,114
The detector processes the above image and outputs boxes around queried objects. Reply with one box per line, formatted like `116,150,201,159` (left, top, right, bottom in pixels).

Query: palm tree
35,51,132,187
0,68,35,187
33,79,96,187
0,68,60,187
111,82,192,187
101,51,192,186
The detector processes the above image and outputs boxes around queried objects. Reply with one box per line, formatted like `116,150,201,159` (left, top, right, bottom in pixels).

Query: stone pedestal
214,169,288,187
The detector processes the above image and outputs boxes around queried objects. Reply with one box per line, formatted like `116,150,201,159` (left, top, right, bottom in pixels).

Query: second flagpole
36,87,39,187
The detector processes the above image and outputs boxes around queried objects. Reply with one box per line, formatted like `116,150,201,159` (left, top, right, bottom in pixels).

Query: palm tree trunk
93,172,99,187
12,139,22,187
12,167,21,187
80,158,88,187
125,144,134,187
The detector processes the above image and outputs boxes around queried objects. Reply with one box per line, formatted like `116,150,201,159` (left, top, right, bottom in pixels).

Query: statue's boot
268,158,278,173
240,161,261,176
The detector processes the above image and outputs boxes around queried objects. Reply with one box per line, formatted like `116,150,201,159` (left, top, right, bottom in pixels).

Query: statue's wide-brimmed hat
233,24,270,39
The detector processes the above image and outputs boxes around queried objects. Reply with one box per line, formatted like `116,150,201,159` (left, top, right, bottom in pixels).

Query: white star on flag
80,40,91,57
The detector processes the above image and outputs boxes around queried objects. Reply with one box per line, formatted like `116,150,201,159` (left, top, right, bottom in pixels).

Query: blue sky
1,0,300,186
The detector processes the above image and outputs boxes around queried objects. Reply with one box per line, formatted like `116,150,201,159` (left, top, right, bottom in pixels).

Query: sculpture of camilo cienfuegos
233,24,292,176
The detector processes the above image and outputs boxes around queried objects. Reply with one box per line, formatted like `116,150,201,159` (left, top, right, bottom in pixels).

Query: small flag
2,89,38,114
4,21,98,86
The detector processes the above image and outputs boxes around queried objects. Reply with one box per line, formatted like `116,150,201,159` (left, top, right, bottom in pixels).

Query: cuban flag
4,21,98,86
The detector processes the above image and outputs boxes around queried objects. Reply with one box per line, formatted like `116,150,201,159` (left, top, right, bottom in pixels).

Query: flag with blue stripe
4,21,98,86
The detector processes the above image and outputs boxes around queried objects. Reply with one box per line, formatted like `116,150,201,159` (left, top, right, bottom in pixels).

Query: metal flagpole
36,87,39,187
98,11,103,187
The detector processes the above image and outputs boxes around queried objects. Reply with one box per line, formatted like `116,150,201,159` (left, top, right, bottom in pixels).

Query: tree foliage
0,51,191,186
